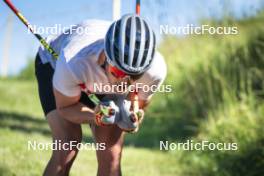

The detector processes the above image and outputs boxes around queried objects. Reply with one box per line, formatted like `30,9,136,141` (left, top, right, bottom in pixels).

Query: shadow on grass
0,109,198,149
0,111,94,142
0,111,50,136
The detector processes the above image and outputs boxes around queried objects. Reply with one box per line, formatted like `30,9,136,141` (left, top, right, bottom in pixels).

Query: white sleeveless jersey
38,19,167,100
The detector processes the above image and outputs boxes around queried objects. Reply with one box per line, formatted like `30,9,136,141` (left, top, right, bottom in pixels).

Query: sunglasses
108,64,128,79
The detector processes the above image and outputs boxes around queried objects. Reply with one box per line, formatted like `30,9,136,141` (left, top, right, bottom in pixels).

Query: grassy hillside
1,12,264,176
150,12,264,175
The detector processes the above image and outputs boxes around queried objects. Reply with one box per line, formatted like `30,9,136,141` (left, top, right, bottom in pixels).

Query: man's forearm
57,102,95,124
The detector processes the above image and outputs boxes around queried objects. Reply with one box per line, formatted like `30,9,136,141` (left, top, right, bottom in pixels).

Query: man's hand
93,95,146,132
115,99,146,133
128,93,144,133
94,101,119,126
115,100,136,132
129,109,144,133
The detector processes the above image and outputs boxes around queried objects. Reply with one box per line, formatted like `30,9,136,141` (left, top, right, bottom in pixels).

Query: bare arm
53,88,96,124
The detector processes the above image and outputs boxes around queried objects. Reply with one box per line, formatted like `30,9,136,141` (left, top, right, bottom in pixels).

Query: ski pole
134,0,141,117
136,0,140,15
3,0,59,59
3,0,106,113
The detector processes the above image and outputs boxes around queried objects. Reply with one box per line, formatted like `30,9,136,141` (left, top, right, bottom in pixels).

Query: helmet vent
124,18,131,65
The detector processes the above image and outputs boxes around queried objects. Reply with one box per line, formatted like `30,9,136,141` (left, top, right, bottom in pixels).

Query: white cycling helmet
105,14,156,75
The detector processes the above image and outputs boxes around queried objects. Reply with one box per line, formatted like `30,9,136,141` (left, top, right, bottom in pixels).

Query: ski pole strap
78,83,108,115
79,83,100,105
